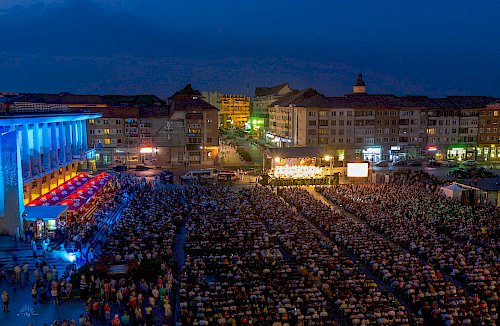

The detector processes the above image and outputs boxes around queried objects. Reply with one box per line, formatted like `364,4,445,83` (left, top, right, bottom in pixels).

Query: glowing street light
323,155,331,162
274,157,281,164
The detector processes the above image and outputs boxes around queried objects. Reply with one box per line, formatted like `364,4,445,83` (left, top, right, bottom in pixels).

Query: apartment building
268,76,498,163
11,89,220,166
219,94,250,128
168,84,219,165
477,100,500,161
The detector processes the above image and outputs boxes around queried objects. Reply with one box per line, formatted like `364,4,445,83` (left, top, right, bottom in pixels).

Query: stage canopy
23,205,68,221
440,183,466,199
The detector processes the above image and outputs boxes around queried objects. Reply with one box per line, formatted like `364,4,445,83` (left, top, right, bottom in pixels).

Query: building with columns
0,111,101,237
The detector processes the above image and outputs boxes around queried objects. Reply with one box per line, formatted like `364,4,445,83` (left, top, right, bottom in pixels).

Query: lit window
103,129,110,134
104,139,111,144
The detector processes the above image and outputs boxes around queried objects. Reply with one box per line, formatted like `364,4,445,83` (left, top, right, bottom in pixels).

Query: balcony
187,144,203,150
186,113,203,120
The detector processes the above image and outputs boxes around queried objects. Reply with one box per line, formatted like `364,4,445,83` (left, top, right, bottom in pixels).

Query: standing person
32,239,37,259
80,275,88,300
1,291,9,313
111,314,120,326
32,283,37,304
78,314,86,326
13,264,21,284
34,267,40,281
52,265,58,281
23,262,29,284
104,302,111,321
87,248,94,264
51,286,59,306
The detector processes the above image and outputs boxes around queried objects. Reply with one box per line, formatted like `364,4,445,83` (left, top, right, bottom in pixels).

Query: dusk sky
1,0,499,98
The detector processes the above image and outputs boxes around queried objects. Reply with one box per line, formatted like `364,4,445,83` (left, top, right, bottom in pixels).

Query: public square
0,164,498,326
1,1,500,325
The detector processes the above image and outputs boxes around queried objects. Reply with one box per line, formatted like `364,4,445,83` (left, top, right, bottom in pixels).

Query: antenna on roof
246,83,250,99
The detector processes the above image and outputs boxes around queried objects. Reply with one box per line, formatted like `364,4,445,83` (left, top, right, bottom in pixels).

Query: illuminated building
219,94,250,128
477,100,500,161
168,84,219,164
268,75,498,163
252,84,295,137
0,111,100,237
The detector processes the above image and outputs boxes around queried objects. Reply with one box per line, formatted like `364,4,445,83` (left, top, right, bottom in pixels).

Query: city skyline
1,0,499,97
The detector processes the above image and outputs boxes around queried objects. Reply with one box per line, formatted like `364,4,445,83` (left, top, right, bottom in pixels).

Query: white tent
441,183,465,199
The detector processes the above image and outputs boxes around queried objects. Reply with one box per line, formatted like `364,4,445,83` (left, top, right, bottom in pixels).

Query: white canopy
441,183,465,199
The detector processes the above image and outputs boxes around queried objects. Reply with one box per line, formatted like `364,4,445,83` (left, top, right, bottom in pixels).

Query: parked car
427,160,442,168
113,165,128,172
181,169,217,183
375,161,389,167
217,171,239,181
463,160,477,167
440,160,459,167
393,160,407,167
407,160,422,166
134,164,151,171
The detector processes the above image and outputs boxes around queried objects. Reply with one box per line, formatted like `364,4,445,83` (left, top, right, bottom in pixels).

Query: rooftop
255,83,291,97
267,146,330,159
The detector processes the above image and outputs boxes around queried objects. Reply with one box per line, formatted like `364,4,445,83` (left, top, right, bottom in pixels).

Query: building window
104,128,110,134
88,119,95,125
104,139,111,144
308,120,316,126
207,138,212,142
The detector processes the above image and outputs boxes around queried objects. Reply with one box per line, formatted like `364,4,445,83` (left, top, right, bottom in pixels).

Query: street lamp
274,157,281,164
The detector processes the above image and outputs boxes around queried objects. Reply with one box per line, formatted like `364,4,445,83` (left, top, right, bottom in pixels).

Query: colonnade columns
20,125,31,178
58,122,66,164
80,120,87,152
32,124,42,175
41,123,50,171
50,123,59,167
71,121,78,157
65,122,72,161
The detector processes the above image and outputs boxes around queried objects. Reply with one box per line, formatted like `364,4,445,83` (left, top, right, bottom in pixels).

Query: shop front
446,146,476,161
23,205,68,239
477,145,499,161
362,147,381,163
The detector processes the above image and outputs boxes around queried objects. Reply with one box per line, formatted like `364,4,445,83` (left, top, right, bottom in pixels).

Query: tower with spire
353,73,367,94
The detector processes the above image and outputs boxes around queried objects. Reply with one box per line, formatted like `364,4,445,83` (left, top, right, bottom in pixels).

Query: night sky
1,0,499,97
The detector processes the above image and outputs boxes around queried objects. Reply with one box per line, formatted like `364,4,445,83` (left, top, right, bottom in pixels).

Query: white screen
347,163,369,178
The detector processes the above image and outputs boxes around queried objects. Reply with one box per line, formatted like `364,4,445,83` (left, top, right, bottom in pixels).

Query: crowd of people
180,184,338,325
6,167,497,326
308,182,498,325
73,178,181,326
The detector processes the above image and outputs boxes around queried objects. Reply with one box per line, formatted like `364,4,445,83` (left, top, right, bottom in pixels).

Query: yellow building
219,94,250,128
